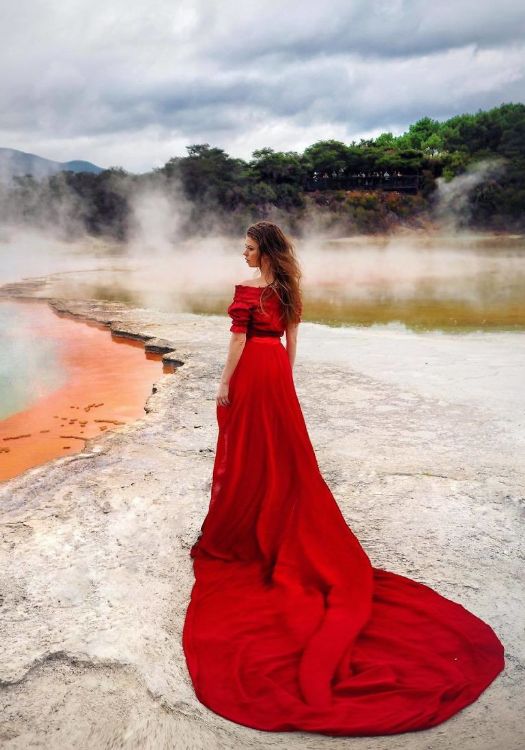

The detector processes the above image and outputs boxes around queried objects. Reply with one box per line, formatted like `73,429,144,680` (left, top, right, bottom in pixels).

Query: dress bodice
228,284,297,338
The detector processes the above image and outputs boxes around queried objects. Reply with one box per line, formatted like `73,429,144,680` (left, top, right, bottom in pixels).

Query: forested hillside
1,103,523,239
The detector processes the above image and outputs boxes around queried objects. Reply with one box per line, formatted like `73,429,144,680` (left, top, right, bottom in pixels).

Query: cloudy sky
1,0,524,172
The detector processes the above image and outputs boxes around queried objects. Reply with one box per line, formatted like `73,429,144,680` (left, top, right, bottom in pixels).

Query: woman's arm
216,332,246,406
285,323,299,371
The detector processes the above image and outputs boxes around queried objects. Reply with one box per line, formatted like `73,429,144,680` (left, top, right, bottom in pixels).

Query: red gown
182,283,504,736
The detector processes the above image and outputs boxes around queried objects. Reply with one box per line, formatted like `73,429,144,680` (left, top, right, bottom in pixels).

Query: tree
303,140,350,180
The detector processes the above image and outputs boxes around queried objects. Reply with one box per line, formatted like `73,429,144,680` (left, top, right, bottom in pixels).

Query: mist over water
0,190,523,476
2,228,523,332
0,227,126,286
1,169,524,332
0,301,67,419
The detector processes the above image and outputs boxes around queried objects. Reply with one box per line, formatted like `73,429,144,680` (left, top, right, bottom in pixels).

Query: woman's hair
246,221,302,326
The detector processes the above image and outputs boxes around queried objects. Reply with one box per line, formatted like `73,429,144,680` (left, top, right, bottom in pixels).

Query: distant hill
0,147,105,183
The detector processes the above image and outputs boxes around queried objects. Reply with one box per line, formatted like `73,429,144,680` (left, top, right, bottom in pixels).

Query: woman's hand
216,382,230,407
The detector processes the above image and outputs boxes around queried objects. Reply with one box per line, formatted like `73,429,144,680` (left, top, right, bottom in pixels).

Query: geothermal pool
29,233,525,332
0,299,172,482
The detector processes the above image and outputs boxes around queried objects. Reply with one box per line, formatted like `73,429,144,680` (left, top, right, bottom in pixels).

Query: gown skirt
182,333,505,736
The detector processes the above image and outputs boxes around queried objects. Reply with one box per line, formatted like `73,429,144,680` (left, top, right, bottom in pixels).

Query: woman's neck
259,266,275,285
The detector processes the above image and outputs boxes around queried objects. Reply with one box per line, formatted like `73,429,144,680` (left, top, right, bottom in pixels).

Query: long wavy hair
246,221,303,326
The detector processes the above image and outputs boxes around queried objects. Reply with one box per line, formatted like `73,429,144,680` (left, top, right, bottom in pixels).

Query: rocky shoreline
0,274,523,749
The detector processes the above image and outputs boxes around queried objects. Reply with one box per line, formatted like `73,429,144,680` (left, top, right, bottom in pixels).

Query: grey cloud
0,0,524,170
204,0,525,63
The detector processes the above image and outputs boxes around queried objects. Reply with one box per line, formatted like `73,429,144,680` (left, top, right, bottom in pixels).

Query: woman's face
243,235,260,268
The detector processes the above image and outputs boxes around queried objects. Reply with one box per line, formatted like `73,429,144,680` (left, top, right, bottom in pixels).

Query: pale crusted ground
0,276,523,750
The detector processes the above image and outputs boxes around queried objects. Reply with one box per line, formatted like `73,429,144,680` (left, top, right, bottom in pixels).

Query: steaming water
30,233,525,332
0,302,67,420
1,231,523,451
0,229,123,286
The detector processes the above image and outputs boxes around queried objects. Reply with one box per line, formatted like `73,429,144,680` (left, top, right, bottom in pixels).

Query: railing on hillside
304,174,420,194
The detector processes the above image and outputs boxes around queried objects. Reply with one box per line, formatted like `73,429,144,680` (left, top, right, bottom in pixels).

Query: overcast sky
1,0,524,172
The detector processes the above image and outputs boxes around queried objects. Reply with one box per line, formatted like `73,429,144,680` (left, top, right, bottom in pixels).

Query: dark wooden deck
304,175,420,194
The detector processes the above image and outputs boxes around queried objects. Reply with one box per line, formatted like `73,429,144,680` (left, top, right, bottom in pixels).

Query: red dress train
182,283,504,736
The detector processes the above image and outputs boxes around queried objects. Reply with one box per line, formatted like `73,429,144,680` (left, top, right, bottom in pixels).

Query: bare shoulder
237,278,259,287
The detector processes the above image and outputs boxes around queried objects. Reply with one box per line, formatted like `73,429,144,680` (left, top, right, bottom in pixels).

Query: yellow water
29,233,525,332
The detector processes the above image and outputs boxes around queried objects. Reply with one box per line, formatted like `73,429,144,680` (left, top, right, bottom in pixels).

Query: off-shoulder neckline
235,283,274,289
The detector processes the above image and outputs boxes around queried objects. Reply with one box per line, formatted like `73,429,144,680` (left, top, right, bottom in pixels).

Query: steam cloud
434,158,508,231
0,164,522,317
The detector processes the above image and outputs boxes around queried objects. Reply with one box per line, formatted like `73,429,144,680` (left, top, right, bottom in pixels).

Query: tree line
1,102,523,239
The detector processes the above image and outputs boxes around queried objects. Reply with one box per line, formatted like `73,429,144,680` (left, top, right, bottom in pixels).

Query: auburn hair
246,221,302,326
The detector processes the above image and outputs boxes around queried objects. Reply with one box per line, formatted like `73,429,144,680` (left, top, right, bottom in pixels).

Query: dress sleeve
227,287,252,333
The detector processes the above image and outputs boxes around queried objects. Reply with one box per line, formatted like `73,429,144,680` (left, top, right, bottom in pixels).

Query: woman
183,221,504,736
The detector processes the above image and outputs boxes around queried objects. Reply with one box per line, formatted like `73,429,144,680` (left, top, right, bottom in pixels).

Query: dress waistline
247,330,282,338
